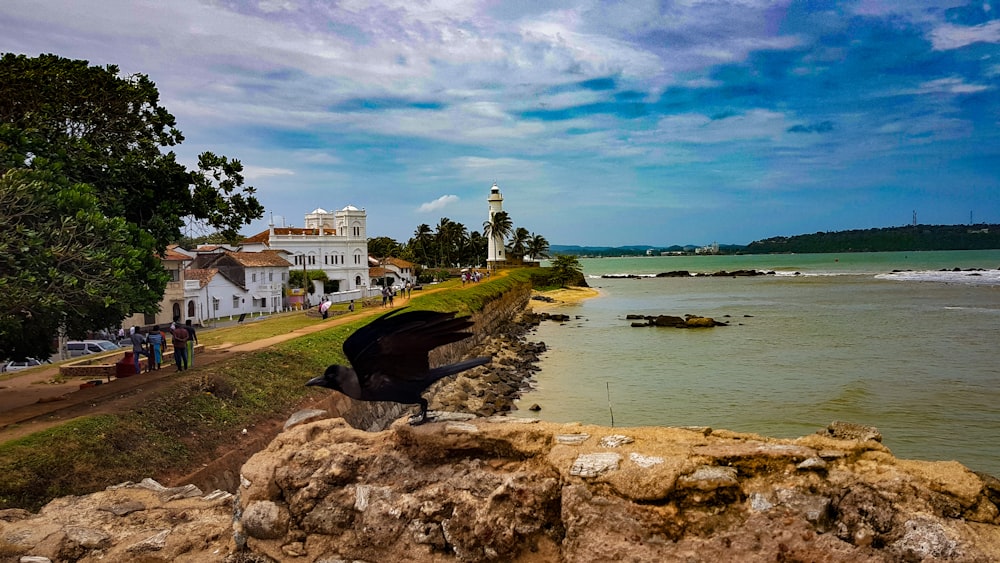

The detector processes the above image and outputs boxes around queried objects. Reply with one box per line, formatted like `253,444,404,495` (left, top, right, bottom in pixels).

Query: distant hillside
550,224,1000,256
550,244,654,256
745,224,1000,254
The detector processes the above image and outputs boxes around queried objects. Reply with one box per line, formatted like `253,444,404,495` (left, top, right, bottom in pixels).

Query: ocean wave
874,269,1000,286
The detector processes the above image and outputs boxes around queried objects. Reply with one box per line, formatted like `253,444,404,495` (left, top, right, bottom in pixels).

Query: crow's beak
305,375,326,387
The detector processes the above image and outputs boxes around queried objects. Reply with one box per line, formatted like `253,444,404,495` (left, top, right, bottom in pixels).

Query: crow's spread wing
343,308,475,383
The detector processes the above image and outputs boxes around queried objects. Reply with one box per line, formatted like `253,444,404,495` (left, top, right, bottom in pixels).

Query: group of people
461,270,485,284
129,319,199,373
379,281,415,308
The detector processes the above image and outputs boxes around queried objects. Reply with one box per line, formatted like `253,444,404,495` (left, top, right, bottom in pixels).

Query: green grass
0,269,536,511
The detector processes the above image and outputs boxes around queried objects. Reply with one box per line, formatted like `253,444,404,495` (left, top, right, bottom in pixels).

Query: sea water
523,250,1000,476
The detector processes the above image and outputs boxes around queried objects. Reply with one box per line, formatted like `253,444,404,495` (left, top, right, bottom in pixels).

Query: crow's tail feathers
427,357,491,380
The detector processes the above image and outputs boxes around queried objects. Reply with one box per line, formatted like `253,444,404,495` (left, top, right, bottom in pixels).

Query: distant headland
552,224,1000,257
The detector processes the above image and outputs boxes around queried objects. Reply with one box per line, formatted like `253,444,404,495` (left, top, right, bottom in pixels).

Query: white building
242,206,372,302
486,182,505,266
186,250,292,320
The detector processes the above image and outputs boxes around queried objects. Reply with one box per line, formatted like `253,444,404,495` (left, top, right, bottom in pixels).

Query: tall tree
0,53,264,249
526,233,550,261
434,217,454,267
367,236,402,259
483,210,513,263
0,53,265,355
509,227,530,261
0,169,163,360
411,224,433,266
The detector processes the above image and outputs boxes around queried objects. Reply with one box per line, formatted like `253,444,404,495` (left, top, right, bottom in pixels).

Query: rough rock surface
232,416,1000,563
4,415,1000,562
0,479,234,562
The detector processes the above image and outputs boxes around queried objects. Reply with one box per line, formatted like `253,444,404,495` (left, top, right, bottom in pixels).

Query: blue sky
1,1,998,246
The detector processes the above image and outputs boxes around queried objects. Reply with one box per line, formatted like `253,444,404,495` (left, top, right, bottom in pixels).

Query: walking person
130,327,148,374
147,326,163,370
185,319,198,368
171,323,190,371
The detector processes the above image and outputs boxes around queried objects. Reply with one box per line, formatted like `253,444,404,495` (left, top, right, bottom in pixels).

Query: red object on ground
116,352,136,378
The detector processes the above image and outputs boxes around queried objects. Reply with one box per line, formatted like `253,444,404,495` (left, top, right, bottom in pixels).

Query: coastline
528,285,602,311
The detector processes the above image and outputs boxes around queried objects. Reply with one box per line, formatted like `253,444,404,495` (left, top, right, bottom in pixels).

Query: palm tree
526,233,550,261
463,231,487,267
434,217,453,267
483,211,513,264
509,227,530,261
412,224,433,266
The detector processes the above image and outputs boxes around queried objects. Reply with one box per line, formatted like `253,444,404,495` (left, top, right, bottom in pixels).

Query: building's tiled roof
185,268,218,288
383,257,415,269
162,245,193,262
242,227,320,246
226,250,293,268
369,266,387,276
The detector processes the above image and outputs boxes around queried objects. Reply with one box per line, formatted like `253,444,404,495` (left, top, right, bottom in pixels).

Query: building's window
233,296,240,309
269,272,273,282
169,269,181,282
353,226,360,236
252,273,257,282
212,298,219,312
282,272,287,281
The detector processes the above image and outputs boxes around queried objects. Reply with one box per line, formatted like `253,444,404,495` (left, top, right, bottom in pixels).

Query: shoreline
528,285,602,311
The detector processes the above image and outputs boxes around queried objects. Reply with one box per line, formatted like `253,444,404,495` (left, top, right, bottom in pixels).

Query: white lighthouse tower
486,181,505,267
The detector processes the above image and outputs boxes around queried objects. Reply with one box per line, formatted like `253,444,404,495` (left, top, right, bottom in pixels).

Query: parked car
3,358,46,372
66,340,121,357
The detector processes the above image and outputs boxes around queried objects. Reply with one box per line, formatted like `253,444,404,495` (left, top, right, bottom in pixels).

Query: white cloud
931,20,1000,51
916,77,991,95
653,109,789,144
417,194,460,212
242,166,295,180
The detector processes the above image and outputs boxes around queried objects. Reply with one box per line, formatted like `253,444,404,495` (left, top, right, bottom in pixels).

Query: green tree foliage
0,53,266,357
367,236,403,259
745,224,1000,253
0,53,264,248
483,211,513,252
549,254,585,287
509,227,530,260
527,233,550,260
0,170,165,359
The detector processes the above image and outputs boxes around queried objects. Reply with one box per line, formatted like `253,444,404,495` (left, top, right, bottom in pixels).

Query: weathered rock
3,417,1000,562
228,418,1000,562
0,481,234,561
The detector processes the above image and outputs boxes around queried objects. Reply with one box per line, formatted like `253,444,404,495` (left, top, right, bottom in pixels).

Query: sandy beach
528,286,601,311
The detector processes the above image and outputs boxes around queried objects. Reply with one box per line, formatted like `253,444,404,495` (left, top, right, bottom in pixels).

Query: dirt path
0,276,502,444
0,302,407,443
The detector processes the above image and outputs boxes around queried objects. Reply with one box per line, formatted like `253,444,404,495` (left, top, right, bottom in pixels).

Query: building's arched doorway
187,300,195,319
172,303,181,323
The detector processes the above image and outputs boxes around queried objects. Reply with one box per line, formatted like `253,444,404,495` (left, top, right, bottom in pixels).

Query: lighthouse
486,181,505,266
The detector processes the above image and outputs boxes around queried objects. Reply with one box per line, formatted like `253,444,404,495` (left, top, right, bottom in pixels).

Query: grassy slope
0,270,534,511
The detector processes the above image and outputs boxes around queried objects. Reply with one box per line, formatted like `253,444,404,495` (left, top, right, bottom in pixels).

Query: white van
66,340,121,357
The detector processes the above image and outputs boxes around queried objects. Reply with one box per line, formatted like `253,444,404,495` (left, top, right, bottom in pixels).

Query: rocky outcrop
0,478,234,562
626,314,729,328
602,270,775,279
229,416,1000,563
5,415,1000,562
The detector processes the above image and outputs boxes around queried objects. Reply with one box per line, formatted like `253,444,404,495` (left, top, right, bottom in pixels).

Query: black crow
306,308,491,424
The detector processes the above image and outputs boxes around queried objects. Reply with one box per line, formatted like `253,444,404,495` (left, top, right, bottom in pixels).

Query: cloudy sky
2,1,998,246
